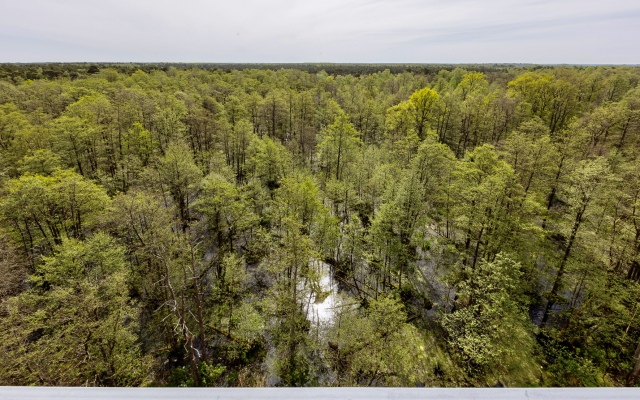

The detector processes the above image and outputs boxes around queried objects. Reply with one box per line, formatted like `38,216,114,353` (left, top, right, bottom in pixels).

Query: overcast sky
1,0,638,63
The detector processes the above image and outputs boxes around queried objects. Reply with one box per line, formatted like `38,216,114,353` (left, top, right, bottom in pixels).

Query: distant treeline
0,62,543,81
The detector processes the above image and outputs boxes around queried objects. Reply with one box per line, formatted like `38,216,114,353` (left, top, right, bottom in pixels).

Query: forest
0,63,639,387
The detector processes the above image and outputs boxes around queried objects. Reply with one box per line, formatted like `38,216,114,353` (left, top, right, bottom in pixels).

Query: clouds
0,0,638,63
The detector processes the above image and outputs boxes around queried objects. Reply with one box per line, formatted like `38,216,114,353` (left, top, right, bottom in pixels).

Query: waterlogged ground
305,260,341,327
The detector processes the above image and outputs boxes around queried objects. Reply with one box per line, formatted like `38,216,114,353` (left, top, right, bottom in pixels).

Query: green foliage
195,172,256,249
168,362,226,387
0,169,109,255
0,233,153,386
19,149,62,175
145,139,202,225
329,296,429,386
0,64,639,387
407,87,442,140
246,135,291,189
540,335,602,386
442,254,536,377
317,114,362,181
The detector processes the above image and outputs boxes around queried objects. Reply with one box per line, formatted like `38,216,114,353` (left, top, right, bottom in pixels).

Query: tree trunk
541,202,587,326
627,339,640,386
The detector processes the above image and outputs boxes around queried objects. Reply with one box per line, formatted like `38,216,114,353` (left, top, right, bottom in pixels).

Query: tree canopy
1,64,640,387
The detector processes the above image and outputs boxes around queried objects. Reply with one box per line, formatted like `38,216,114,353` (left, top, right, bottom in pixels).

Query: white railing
1,387,640,400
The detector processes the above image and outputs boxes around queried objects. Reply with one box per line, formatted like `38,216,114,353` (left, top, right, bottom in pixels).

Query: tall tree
317,114,362,181
541,157,616,325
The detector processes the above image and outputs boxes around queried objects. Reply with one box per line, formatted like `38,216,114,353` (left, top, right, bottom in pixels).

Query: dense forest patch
0,64,639,387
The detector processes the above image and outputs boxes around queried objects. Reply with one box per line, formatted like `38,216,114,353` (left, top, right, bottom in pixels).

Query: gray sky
1,0,639,63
